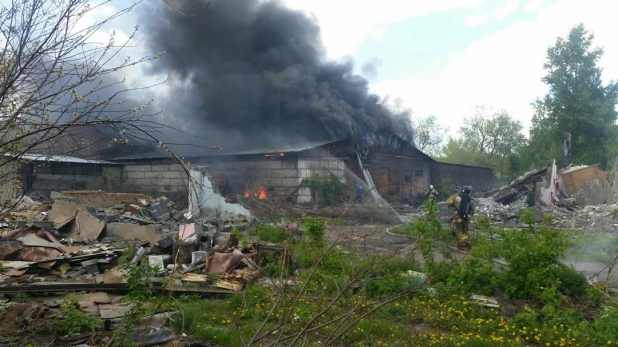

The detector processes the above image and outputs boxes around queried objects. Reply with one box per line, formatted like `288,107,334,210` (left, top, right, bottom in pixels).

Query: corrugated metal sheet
5,153,119,165
113,138,344,161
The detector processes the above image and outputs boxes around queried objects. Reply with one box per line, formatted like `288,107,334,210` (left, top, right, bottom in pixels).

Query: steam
139,0,414,150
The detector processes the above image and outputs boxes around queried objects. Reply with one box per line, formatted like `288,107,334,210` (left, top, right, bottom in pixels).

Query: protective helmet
462,186,471,194
430,185,434,189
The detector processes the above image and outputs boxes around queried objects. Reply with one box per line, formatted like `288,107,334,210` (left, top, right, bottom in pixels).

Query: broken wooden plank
214,279,244,292
181,273,210,284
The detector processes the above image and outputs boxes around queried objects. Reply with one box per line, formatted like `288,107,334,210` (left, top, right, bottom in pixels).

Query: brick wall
60,190,152,207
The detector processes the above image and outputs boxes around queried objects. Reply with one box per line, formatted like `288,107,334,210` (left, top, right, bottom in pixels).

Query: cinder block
281,160,296,169
127,172,145,179
168,178,187,187
162,171,183,179
282,178,299,187
132,165,152,172
151,164,170,172
122,171,129,178
143,171,163,179
135,178,153,186
169,164,183,171
267,178,282,186
124,165,136,172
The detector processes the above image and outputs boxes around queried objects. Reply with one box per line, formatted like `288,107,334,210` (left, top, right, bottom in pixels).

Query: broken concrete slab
105,223,163,247
148,255,164,271
99,303,132,319
67,208,105,243
48,200,81,222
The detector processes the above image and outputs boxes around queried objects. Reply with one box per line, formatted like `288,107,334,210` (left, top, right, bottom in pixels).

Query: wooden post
563,132,572,168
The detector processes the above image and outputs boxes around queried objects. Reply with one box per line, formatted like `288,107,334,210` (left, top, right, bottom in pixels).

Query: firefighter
427,185,438,201
446,186,475,249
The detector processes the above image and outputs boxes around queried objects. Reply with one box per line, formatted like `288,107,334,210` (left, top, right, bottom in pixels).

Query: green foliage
12,292,29,303
302,215,325,247
413,115,448,156
112,246,163,347
252,224,288,243
527,24,618,169
438,106,526,180
57,298,101,336
230,226,250,246
435,177,456,200
439,208,588,303
301,174,344,205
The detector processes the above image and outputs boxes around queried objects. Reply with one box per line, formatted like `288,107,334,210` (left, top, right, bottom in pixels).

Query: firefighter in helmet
446,186,475,249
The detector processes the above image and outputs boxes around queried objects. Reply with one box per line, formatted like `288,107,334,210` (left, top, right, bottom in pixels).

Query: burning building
112,130,494,204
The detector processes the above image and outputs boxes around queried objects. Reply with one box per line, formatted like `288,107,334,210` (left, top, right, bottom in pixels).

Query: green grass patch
251,225,288,243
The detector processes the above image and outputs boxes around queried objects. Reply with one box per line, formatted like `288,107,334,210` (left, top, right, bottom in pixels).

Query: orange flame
257,186,267,200
242,183,267,199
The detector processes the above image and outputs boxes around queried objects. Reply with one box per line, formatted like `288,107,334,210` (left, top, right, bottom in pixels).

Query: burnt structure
113,131,494,204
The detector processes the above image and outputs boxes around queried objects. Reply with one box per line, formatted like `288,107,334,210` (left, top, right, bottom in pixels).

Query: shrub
253,225,288,243
57,298,101,335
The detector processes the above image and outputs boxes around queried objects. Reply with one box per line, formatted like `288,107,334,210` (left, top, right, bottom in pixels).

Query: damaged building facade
4,131,494,204
112,131,494,204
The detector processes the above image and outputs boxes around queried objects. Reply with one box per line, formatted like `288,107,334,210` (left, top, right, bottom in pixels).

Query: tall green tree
528,24,618,169
438,106,526,179
413,115,448,157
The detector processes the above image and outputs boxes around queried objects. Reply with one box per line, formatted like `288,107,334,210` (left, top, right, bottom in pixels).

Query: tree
0,0,191,202
413,115,448,156
438,106,526,179
528,24,618,169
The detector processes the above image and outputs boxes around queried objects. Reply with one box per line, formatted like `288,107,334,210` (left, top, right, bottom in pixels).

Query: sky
284,0,618,137
18,0,618,139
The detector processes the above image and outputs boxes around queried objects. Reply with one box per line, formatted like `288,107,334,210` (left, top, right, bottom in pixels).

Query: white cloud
373,0,618,137
283,0,489,58
465,14,489,26
464,0,521,27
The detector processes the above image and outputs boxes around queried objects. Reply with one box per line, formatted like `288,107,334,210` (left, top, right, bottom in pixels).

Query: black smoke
139,0,414,150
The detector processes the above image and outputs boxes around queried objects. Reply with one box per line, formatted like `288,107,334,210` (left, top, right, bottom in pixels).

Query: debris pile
475,159,618,226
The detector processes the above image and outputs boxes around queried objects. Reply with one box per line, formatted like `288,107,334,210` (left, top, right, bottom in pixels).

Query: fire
257,186,267,200
242,185,267,200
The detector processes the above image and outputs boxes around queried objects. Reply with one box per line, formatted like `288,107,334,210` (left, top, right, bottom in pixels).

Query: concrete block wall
31,174,108,198
196,158,299,199
120,156,346,204
122,163,188,194
297,159,346,203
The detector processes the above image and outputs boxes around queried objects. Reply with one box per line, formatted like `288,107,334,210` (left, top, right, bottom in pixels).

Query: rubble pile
475,159,618,227
490,167,547,205
0,190,266,293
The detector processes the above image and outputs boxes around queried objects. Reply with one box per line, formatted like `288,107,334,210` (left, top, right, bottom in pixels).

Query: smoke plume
139,0,414,150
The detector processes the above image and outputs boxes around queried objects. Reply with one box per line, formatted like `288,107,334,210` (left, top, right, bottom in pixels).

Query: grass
388,223,417,237
144,205,618,346
251,225,288,243
171,288,618,347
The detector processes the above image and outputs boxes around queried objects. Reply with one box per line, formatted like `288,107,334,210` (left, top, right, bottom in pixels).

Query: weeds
251,224,288,243
57,298,101,336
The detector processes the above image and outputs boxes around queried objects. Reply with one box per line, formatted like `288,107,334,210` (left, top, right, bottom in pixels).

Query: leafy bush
57,298,101,335
303,216,325,247
253,225,288,243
